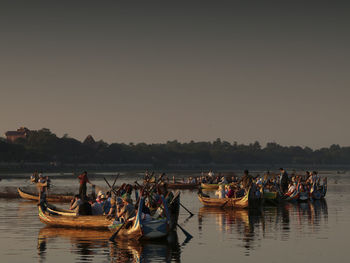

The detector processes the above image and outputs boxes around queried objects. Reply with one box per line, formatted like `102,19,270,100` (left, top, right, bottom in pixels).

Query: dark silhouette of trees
1,128,350,166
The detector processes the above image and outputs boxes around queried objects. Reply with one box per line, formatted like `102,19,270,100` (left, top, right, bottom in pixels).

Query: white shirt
215,189,225,198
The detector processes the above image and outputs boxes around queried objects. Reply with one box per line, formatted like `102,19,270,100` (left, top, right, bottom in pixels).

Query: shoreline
0,162,348,175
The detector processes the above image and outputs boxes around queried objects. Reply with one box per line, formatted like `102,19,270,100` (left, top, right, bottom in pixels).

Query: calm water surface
0,171,349,263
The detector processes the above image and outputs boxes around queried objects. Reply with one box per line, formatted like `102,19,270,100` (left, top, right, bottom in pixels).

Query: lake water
0,171,349,263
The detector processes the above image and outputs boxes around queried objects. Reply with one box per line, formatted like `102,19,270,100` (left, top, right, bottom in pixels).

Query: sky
0,1,349,149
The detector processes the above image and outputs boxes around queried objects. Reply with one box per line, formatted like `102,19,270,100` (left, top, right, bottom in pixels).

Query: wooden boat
38,204,113,229
39,196,171,240
262,191,279,205
298,191,309,202
167,183,199,190
263,191,278,200
46,203,77,216
198,190,249,208
282,190,300,202
18,187,73,203
200,183,220,190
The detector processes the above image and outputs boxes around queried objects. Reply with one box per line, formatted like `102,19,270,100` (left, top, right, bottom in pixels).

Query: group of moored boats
16,169,328,242
198,170,327,208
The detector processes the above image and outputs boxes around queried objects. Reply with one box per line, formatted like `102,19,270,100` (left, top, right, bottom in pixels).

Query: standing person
279,168,289,194
77,171,94,200
241,170,253,189
37,174,47,205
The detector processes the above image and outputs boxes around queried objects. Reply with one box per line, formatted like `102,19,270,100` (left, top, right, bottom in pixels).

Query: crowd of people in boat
33,168,327,218
204,168,328,200
66,171,175,230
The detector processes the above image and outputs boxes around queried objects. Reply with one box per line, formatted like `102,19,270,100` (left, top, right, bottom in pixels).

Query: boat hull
198,191,249,208
18,188,73,203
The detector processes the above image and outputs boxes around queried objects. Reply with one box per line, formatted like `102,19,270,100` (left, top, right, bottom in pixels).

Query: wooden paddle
179,203,194,217
111,173,120,190
109,215,132,242
220,200,229,208
103,177,118,196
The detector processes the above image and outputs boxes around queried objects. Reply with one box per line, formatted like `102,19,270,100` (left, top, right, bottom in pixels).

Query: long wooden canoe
18,188,73,203
46,203,77,216
263,191,278,200
200,183,220,190
39,196,171,240
198,190,249,208
39,204,113,229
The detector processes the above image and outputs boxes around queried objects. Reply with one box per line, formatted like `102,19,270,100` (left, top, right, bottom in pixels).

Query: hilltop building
5,127,30,143
83,135,96,145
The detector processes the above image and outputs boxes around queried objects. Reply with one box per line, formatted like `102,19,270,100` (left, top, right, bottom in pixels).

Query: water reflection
198,200,328,255
109,232,181,263
37,228,182,263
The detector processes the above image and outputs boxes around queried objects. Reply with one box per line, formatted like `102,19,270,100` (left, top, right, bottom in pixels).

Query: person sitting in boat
215,185,225,198
116,196,136,223
226,185,235,198
31,171,39,183
285,182,297,197
224,185,229,196
89,197,104,215
70,195,82,213
96,191,105,203
220,176,228,185
107,190,122,219
158,183,174,205
101,192,111,215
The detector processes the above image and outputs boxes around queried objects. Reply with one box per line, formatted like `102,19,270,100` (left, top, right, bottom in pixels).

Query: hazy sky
0,1,349,148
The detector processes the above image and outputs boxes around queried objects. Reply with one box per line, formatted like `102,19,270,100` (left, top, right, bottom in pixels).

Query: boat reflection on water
198,206,263,254
37,228,111,262
37,227,182,263
109,232,181,263
198,200,328,255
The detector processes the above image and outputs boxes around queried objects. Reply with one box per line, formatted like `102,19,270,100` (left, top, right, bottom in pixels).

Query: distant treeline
0,128,350,166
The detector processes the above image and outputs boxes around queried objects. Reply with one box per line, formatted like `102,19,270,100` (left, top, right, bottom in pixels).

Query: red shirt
78,174,90,185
